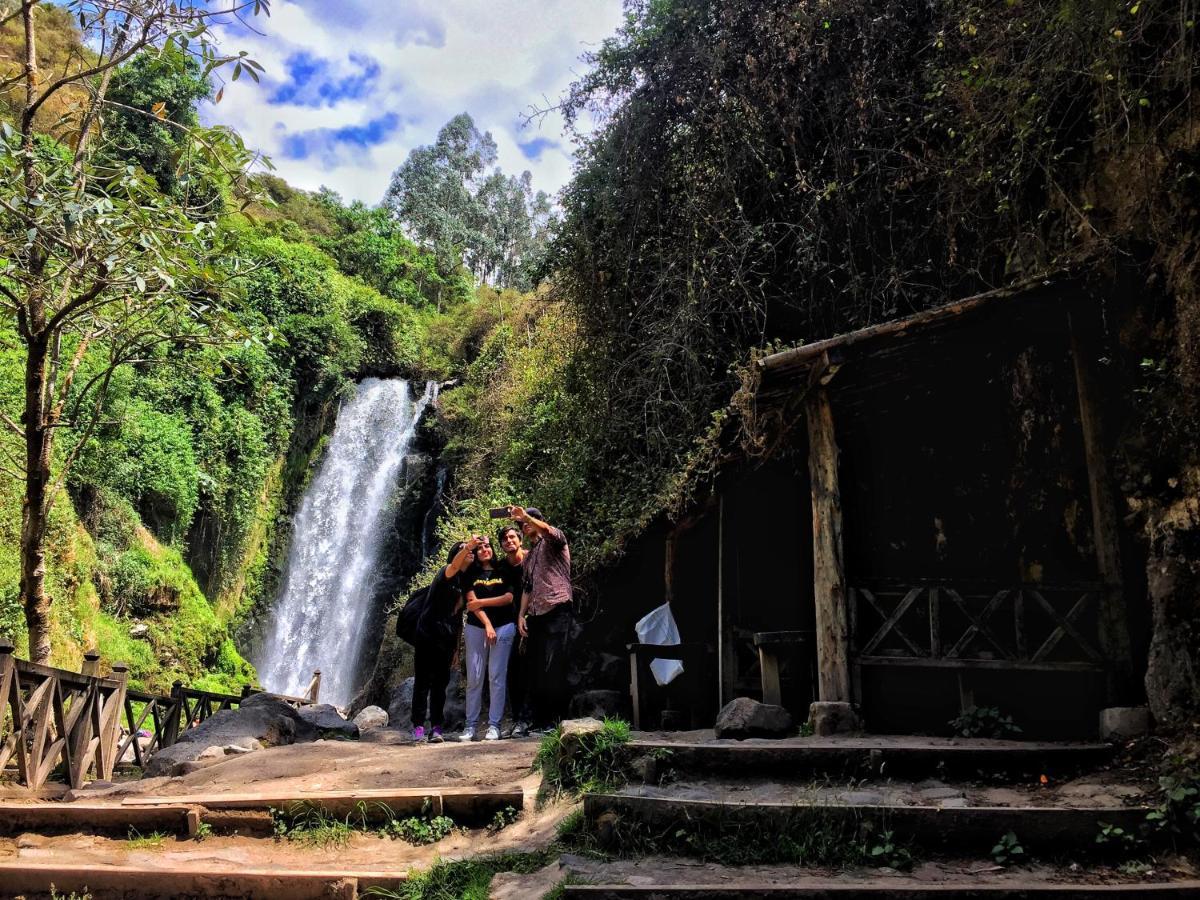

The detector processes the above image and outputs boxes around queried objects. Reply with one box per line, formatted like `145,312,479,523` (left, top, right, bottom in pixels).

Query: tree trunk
21,334,53,664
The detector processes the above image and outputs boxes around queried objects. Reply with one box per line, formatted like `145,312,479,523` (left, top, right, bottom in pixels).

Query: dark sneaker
511,721,530,738
428,727,444,743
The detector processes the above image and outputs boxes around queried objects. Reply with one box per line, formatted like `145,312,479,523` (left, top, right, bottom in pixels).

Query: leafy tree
384,113,555,294
0,0,267,662
101,46,225,212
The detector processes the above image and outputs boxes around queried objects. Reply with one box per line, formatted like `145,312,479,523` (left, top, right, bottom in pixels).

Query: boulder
714,697,794,740
353,705,389,732
298,703,360,739
809,700,860,736
129,623,150,640
1099,706,1152,741
143,693,311,777
569,689,626,721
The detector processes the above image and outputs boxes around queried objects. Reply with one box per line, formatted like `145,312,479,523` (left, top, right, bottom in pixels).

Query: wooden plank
759,647,782,706
860,587,924,657
1068,311,1132,699
1013,590,1027,659
0,801,198,836
929,587,941,659
1030,590,1102,663
943,589,1013,660
805,386,851,704
858,656,1101,672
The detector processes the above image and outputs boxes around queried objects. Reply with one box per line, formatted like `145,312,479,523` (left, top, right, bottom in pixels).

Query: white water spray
257,378,436,705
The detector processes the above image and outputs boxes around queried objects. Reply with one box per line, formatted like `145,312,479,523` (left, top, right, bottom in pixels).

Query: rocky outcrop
352,705,389,731
144,693,316,777
1144,546,1200,729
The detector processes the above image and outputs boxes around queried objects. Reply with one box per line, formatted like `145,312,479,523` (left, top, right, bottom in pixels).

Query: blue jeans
464,622,516,729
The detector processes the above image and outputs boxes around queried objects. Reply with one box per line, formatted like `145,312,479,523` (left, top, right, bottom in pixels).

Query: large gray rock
353,706,389,731
143,693,313,777
297,704,359,739
714,697,793,740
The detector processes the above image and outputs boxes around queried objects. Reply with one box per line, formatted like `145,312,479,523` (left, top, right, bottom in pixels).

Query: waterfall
257,378,437,706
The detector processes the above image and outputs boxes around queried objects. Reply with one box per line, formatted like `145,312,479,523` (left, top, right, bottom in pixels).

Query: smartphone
488,506,512,519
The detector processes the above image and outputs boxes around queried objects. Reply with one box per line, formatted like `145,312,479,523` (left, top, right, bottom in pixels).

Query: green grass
534,718,632,795
125,827,167,850
364,849,558,900
272,799,466,849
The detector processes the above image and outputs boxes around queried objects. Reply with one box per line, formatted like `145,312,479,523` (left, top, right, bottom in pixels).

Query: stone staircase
554,733,1200,898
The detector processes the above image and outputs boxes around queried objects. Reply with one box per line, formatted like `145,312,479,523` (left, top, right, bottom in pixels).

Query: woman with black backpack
407,538,475,742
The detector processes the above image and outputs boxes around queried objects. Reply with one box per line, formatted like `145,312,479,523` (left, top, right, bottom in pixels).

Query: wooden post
0,641,14,762
805,385,852,705
161,680,184,748
98,662,128,780
308,670,322,704
1068,312,1133,701
717,496,737,708
80,649,101,677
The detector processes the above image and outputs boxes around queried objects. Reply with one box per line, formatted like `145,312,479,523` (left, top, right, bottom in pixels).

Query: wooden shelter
615,274,1143,738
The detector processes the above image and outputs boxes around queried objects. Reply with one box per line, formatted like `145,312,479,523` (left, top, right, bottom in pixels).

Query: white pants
464,622,516,729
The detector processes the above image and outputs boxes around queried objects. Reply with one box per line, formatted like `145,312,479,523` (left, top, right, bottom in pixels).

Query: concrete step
0,861,406,899
625,734,1113,782
563,884,1200,898
0,801,199,837
583,790,1151,856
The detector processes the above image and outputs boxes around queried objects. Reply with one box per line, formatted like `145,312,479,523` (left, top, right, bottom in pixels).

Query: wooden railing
1,642,128,790
2,640,320,789
850,580,1106,671
116,671,321,769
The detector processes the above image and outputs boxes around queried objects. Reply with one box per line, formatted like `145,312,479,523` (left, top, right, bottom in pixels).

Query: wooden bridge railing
1,642,128,790
1,640,320,789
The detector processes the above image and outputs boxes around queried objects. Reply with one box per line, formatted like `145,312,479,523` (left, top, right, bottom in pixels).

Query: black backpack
395,582,433,645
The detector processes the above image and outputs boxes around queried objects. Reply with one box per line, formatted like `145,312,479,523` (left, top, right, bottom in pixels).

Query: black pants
411,641,454,728
519,604,572,728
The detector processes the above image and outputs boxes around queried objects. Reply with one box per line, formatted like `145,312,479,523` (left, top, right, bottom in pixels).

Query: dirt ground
1,734,569,878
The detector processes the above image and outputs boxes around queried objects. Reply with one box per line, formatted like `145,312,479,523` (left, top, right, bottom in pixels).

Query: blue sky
205,0,625,204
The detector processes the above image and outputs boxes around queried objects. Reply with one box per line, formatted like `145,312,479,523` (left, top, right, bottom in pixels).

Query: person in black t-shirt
496,524,527,736
458,537,520,741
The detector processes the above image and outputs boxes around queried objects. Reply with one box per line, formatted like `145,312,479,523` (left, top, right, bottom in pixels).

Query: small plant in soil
363,849,558,899
865,829,913,871
1146,767,1200,846
950,706,1022,739
194,822,213,842
386,813,457,845
991,830,1025,865
49,886,93,900
271,803,354,849
1097,821,1142,850
125,827,167,850
488,805,520,833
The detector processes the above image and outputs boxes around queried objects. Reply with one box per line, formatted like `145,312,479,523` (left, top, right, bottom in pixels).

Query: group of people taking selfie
403,506,572,743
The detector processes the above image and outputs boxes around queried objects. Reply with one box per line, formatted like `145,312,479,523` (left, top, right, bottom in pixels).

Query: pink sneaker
411,725,425,741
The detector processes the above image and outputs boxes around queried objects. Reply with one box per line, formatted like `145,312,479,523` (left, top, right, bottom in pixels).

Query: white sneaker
458,727,475,742
484,725,501,741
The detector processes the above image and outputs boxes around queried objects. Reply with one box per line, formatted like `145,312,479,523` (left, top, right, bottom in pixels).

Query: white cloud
204,0,624,204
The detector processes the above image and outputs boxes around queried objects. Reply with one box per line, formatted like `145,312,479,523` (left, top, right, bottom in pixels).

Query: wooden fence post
161,680,184,748
308,670,321,704
98,662,128,780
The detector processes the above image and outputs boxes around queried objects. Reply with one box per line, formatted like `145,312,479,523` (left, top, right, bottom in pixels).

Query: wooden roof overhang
753,274,1081,413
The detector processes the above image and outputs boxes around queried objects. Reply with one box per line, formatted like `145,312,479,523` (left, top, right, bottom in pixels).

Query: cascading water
257,378,437,705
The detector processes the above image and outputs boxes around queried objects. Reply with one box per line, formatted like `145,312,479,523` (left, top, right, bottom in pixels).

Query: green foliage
866,829,914,871
950,706,1022,739
488,805,520,834
1146,766,1200,846
364,850,558,900
125,827,167,850
991,830,1025,865
385,813,457,845
535,718,632,795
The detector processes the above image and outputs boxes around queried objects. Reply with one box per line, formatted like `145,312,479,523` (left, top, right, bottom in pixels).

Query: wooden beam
716,496,736,708
1068,312,1133,701
805,386,851,703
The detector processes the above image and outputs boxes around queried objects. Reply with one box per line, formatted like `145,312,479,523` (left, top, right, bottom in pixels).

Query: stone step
625,734,1113,782
0,861,406,899
563,884,1200,898
583,791,1151,856
123,784,525,827
0,801,199,837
